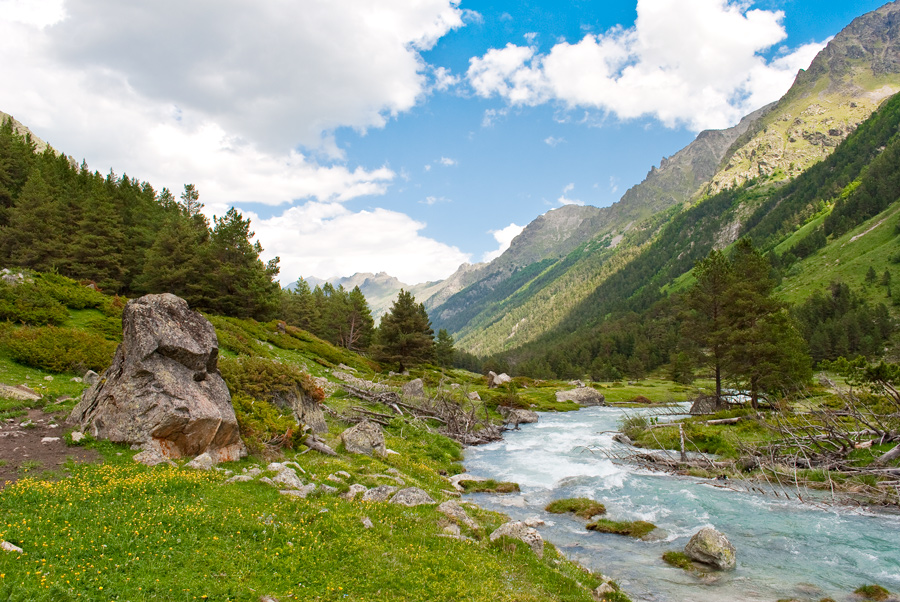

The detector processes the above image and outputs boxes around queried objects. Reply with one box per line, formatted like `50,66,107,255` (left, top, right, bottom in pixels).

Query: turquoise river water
463,405,900,602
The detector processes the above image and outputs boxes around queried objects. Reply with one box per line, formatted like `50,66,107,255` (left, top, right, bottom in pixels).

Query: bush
0,282,69,326
586,519,657,539
219,356,324,406
544,497,607,519
231,393,305,454
662,551,694,570
854,585,891,601
2,326,117,373
458,479,520,493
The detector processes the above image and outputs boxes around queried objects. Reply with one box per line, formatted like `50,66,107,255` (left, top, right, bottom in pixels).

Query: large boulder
389,487,436,506
684,527,737,570
340,420,387,457
555,386,606,406
69,293,245,462
498,406,539,427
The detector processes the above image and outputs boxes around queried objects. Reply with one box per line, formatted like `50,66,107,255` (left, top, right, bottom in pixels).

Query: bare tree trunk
877,443,900,465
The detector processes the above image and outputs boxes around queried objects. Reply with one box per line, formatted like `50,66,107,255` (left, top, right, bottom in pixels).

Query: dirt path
0,408,100,487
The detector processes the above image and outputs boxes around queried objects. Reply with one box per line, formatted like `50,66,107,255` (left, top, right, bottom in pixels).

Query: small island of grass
854,584,891,601
661,551,695,571
458,479,521,493
545,497,607,519
586,518,658,539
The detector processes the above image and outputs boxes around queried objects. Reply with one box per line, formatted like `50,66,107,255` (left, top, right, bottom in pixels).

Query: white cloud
420,195,451,205
544,135,565,147
609,176,619,195
482,222,525,262
0,0,464,205
482,108,509,127
557,183,583,206
250,202,471,284
439,157,458,166
432,66,461,92
466,0,827,131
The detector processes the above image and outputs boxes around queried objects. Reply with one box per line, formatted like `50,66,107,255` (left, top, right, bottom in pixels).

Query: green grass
854,584,891,601
661,551,695,571
459,479,521,494
586,519,657,539
544,498,607,519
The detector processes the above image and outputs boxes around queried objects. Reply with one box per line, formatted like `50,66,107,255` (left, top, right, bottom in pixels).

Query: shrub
458,479,520,493
231,393,306,454
35,273,111,311
545,497,607,519
0,282,69,325
2,326,117,373
219,356,324,406
662,551,694,570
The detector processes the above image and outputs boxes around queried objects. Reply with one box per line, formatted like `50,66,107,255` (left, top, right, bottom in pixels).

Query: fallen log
304,435,337,456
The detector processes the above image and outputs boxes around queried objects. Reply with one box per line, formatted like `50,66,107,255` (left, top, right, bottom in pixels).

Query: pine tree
434,328,455,368
280,278,319,332
3,167,65,272
343,286,374,351
375,289,434,371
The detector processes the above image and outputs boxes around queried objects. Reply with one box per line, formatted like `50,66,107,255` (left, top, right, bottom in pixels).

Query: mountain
434,0,900,360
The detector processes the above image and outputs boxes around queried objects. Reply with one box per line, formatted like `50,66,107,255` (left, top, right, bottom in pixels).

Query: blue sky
0,0,888,284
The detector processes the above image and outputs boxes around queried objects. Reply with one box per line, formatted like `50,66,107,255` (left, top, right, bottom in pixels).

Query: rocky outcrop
487,372,512,389
684,527,737,570
498,406,539,427
340,420,387,457
489,521,544,558
69,294,245,462
555,387,606,406
401,378,425,399
389,487,436,506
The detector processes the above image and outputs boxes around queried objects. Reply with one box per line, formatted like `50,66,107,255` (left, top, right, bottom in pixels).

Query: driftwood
304,435,337,456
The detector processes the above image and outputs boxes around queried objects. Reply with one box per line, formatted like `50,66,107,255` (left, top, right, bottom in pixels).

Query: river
463,405,900,602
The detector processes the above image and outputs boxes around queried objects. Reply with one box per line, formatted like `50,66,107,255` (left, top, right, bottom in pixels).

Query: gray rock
1,541,23,553
592,582,616,600
467,391,481,401
555,387,606,406
523,516,545,528
684,527,736,570
272,468,304,490
245,467,263,477
612,433,633,445
361,485,397,502
335,470,351,479
401,378,426,399
489,521,544,558
280,485,316,499
443,524,461,536
70,294,246,463
498,406,539,427
184,452,216,471
361,516,374,529
389,487,436,506
259,477,276,487
70,431,86,443
449,473,486,491
326,473,344,483
487,371,512,389
226,475,254,483
83,370,100,386
0,384,41,402
341,484,368,500
40,436,60,444
133,449,175,467
437,500,479,530
340,420,387,457
320,485,339,495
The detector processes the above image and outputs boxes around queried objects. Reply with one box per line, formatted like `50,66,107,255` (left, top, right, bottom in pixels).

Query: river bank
463,405,900,602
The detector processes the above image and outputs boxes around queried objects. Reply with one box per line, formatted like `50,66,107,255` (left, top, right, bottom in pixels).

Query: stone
245,467,263,477
0,384,41,402
70,377,83,383
487,371,512,389
133,449,175,467
689,395,721,415
389,487,436,506
184,453,216,471
437,500,479,530
341,484,368,500
335,470,351,479
326,473,344,483
523,516,545,528
259,477,275,487
272,468,304,490
401,378,426,399
40,437,60,444
612,433,633,445
684,527,736,570
449,473,486,491
43,375,53,381
361,485,397,502
226,475,253,483
1,541,23,553
489,521,544,558
467,391,481,401
266,462,286,472
320,485,339,495
69,294,246,463
70,431,86,443
280,486,316,499
592,582,616,600
83,370,100,386
498,406,539,427
340,420,387,457
361,516,374,529
555,387,606,406
443,524,461,536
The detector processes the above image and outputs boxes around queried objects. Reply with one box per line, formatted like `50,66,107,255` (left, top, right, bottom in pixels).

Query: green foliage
854,584,891,601
219,355,324,406
0,282,68,325
586,519,657,539
544,498,607,519
281,282,375,352
434,328,455,368
661,551,695,571
458,479,520,493
231,392,305,452
374,289,435,371
1,325,116,373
